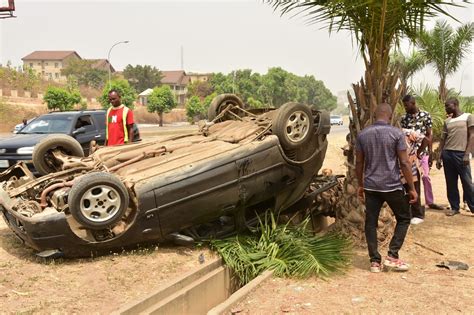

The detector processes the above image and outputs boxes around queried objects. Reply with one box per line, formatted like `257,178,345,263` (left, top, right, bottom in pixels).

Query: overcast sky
0,0,473,96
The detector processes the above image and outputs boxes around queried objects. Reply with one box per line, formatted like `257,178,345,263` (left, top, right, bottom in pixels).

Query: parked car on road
0,94,332,258
12,118,35,134
0,110,140,173
330,115,343,125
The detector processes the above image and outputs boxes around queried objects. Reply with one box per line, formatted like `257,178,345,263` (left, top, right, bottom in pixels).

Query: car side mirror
73,127,86,136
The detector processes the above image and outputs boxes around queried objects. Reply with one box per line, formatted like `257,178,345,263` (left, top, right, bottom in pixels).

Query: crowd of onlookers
356,95,473,273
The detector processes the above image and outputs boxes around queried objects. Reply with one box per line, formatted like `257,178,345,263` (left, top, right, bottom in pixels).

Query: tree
268,0,462,242
390,50,426,97
99,79,137,109
61,59,107,89
417,20,474,101
185,96,204,122
186,80,213,99
123,64,163,93
147,85,177,126
43,86,81,111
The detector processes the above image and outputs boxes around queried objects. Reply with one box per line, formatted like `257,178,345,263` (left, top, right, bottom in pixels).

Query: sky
0,0,473,96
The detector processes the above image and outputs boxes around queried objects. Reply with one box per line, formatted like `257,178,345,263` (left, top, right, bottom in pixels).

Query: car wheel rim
79,185,121,223
285,110,310,143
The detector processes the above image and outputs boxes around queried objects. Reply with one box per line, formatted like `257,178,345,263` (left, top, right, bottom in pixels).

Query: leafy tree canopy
61,59,107,89
99,79,137,109
191,68,336,111
147,85,177,126
43,86,81,111
123,64,163,93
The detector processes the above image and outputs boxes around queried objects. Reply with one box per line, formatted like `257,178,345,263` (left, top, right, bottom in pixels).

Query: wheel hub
80,185,121,223
285,110,310,143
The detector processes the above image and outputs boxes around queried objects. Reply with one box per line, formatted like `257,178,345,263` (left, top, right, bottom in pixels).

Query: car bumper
0,154,33,172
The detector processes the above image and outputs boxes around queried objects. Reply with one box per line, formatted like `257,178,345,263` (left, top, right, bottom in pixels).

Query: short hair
108,89,121,97
445,97,459,107
402,94,415,103
375,103,392,118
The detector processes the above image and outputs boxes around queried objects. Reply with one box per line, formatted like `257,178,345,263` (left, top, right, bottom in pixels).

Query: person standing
106,89,134,146
401,95,444,219
356,103,417,273
436,97,474,216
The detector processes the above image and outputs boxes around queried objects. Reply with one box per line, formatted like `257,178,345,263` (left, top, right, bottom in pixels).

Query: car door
72,115,101,155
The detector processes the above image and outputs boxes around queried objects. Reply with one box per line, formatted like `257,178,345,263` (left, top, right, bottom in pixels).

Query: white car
12,118,35,133
330,115,343,125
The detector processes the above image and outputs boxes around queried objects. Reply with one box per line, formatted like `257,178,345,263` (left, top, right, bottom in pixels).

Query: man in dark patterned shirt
356,103,417,273
401,95,444,223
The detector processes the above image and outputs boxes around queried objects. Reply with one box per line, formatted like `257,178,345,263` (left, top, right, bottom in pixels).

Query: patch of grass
210,213,352,285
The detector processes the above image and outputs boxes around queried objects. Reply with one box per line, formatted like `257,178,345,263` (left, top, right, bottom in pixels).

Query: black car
0,95,331,258
0,110,140,173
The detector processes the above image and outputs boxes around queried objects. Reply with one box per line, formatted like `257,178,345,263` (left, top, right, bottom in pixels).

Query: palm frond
210,212,352,285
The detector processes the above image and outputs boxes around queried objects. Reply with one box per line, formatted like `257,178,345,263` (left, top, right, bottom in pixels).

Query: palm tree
267,0,464,242
390,50,426,96
417,20,474,101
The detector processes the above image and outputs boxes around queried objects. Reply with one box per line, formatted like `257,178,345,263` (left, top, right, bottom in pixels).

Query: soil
233,131,474,314
0,122,473,313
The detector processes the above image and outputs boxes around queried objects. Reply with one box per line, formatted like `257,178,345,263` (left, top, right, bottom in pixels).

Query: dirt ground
233,131,474,314
0,124,473,313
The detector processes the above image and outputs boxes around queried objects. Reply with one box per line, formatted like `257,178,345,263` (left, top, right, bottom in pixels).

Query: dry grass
133,106,187,124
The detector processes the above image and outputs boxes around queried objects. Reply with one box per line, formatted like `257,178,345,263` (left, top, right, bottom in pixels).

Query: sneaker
445,210,460,216
370,262,382,273
428,203,444,210
410,217,424,225
383,256,409,271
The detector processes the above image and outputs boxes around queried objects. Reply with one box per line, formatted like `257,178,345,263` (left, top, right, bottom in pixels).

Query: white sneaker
410,217,424,225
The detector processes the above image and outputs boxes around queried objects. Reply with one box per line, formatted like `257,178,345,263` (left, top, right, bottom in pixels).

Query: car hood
0,134,49,149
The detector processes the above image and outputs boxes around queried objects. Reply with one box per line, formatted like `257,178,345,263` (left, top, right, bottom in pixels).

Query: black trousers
364,189,411,263
404,176,424,219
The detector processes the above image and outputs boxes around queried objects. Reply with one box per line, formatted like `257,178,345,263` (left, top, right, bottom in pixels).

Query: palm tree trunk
439,77,448,102
334,60,402,246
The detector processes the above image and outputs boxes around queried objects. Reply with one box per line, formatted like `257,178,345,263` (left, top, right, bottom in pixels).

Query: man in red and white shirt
106,89,134,146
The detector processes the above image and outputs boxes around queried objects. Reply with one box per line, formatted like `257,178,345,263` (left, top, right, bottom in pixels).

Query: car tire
272,102,314,150
32,134,85,176
207,94,244,122
68,172,129,230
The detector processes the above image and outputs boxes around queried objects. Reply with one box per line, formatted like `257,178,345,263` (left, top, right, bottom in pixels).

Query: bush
185,96,204,122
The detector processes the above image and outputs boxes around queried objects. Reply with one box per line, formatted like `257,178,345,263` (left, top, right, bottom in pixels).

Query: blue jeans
441,150,474,212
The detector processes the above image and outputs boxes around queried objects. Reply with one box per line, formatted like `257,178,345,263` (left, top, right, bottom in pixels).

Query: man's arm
397,149,418,204
436,123,447,169
355,149,365,202
425,126,433,165
127,124,134,143
464,125,474,165
417,136,429,158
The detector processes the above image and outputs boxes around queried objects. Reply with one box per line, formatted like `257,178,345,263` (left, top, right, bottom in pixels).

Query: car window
94,113,106,130
75,115,95,132
21,116,73,134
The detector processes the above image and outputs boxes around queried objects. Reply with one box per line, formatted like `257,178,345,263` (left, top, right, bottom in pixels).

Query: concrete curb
207,269,274,315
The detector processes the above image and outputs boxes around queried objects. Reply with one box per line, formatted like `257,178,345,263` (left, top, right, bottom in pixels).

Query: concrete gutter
207,269,274,315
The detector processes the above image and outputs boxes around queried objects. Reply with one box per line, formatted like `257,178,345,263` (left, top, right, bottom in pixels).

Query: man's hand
358,187,365,204
408,189,418,204
436,159,442,170
463,154,470,166
428,154,433,168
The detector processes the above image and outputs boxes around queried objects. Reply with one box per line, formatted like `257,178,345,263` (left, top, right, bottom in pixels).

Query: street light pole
107,40,129,90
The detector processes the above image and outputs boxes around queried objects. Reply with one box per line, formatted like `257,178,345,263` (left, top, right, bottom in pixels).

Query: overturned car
0,94,332,257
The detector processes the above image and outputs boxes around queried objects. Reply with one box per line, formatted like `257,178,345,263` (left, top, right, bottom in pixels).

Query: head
402,94,417,114
444,97,460,116
22,118,27,124
374,103,393,123
108,89,121,107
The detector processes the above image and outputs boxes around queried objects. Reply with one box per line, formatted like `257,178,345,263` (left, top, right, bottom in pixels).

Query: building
22,51,82,82
138,88,153,106
187,72,212,84
161,70,190,106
